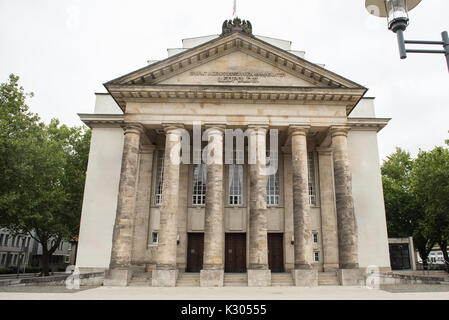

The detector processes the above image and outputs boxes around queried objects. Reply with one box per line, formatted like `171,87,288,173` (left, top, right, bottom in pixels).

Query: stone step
318,271,339,286
132,272,152,280
224,274,248,287
176,273,200,287
271,273,294,286
178,273,201,278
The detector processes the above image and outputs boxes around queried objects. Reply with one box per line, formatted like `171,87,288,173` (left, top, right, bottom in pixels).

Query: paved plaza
1,285,449,300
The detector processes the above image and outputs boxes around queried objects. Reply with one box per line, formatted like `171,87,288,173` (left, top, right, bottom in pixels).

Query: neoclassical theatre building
76,19,391,287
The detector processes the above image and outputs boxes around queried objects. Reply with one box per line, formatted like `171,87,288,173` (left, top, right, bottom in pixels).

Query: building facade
0,228,72,272
0,228,34,270
76,19,391,286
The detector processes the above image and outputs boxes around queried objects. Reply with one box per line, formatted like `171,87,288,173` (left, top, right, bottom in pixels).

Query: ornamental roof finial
221,17,253,36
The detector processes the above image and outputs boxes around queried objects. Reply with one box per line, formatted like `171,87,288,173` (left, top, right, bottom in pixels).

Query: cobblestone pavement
0,285,449,300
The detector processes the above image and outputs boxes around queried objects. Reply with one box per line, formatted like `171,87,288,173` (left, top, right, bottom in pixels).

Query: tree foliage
381,148,421,238
411,146,449,265
382,145,449,268
0,74,91,275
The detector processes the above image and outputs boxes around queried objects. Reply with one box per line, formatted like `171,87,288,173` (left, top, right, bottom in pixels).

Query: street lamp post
365,0,449,72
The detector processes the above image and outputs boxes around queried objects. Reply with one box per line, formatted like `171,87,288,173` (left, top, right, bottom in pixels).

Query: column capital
288,124,310,137
162,123,184,134
329,126,351,138
204,123,226,134
316,147,333,156
247,124,269,134
121,123,144,135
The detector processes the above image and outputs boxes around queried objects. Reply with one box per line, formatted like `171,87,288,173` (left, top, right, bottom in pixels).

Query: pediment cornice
107,84,365,114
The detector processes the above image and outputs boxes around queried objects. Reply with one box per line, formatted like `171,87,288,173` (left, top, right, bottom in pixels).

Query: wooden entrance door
186,233,204,272
268,233,284,272
225,233,246,273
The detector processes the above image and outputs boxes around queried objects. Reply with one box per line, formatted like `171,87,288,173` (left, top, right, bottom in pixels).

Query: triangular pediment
105,31,367,114
105,31,365,89
159,50,314,87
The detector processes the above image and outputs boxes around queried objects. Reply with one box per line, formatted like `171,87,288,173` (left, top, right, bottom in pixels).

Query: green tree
381,148,436,268
0,74,91,275
381,148,421,237
411,146,449,267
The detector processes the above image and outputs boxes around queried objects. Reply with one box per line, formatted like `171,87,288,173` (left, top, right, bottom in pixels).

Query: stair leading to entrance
271,273,294,286
224,273,248,286
318,271,339,286
177,272,200,287
129,271,152,286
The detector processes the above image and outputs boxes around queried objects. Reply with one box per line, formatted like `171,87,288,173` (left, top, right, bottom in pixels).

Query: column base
337,268,364,286
200,269,224,287
248,269,271,287
151,269,178,287
292,269,318,286
103,268,133,287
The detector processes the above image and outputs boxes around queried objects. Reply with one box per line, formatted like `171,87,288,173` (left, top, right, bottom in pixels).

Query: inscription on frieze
189,71,286,84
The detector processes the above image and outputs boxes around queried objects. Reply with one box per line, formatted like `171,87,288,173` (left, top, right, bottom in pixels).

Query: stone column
290,125,317,286
316,147,339,271
131,144,155,269
152,125,183,287
330,126,362,285
200,125,225,287
247,126,271,287
105,123,143,286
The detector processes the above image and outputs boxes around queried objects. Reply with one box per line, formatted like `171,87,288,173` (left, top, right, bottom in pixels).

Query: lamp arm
394,31,449,72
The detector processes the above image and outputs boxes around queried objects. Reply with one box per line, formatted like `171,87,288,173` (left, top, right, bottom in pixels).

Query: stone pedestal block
103,268,133,287
248,269,271,287
200,269,224,287
337,269,364,286
152,269,178,287
292,269,318,287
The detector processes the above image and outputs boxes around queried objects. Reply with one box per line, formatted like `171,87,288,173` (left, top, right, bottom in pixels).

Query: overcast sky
1,0,448,161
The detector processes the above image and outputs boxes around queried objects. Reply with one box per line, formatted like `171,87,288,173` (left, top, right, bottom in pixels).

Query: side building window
308,152,316,206
155,151,165,205
266,151,280,206
192,164,207,205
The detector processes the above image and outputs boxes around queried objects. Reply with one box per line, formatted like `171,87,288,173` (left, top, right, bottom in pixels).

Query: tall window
314,251,320,263
266,151,280,206
192,164,207,205
155,151,165,205
308,152,316,206
229,165,243,205
229,151,244,206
